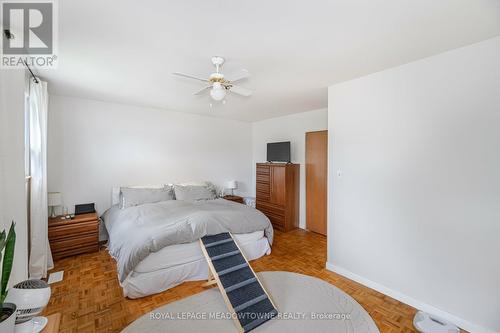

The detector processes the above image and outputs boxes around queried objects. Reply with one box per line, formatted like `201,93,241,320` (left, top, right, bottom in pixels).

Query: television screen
267,142,291,163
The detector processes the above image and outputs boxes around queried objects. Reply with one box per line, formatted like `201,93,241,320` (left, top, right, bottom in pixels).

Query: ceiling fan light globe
210,83,226,101
210,88,226,101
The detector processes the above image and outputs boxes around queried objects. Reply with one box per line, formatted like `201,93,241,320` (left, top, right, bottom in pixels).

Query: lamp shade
48,192,62,207
226,180,238,190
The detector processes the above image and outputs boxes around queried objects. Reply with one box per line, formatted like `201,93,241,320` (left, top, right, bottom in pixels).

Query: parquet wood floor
44,229,466,333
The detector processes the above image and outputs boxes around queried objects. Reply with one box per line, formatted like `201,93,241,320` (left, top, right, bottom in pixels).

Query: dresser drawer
256,201,285,217
257,165,270,175
257,204,284,221
49,220,99,240
256,172,270,184
256,190,270,201
266,213,285,230
257,202,286,231
50,232,98,253
265,213,284,227
256,182,270,194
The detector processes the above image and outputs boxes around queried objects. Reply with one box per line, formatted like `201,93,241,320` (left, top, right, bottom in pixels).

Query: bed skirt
120,236,271,299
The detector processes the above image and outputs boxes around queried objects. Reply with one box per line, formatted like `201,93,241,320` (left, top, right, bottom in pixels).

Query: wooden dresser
256,163,299,232
48,212,99,260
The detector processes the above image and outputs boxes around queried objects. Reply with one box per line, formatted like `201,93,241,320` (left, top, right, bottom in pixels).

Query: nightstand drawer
52,244,99,260
50,232,98,253
223,195,244,204
49,220,98,240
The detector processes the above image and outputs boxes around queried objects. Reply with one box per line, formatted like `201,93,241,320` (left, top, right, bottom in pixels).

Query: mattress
134,230,265,273
122,232,270,298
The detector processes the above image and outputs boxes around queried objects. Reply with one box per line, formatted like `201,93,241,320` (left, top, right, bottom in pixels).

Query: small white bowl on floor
413,311,459,333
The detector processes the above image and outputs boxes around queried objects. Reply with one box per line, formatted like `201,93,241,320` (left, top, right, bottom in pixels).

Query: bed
102,185,273,299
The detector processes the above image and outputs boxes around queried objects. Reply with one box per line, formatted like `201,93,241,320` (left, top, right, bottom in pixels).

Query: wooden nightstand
223,195,244,204
48,212,99,260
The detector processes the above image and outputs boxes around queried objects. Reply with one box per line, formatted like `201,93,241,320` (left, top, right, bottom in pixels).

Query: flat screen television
267,141,291,163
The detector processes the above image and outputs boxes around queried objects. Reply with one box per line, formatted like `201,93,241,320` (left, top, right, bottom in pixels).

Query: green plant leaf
0,230,5,281
0,222,15,305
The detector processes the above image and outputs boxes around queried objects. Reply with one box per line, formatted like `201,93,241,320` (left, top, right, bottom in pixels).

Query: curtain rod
23,60,40,84
3,29,39,84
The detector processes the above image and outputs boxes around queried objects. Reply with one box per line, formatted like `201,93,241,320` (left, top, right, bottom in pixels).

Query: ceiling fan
172,56,252,103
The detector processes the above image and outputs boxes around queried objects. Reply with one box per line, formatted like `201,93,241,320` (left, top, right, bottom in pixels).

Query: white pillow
120,185,174,209
173,184,216,201
112,184,164,205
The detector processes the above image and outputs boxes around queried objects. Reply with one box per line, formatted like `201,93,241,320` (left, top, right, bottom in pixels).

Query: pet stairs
200,232,278,333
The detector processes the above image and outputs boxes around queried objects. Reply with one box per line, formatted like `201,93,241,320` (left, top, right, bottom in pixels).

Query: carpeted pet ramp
200,232,278,332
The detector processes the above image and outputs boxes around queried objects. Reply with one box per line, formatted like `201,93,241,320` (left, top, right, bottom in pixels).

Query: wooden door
270,165,286,206
306,130,328,235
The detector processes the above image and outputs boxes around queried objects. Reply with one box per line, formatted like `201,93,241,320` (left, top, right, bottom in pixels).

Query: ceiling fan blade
172,72,209,82
226,69,251,83
193,85,211,95
230,84,253,97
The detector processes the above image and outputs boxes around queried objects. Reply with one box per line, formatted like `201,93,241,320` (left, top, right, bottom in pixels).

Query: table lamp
48,192,62,218
226,180,237,196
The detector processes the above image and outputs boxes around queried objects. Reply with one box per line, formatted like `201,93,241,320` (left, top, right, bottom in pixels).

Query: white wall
327,37,500,333
47,96,253,216
252,108,328,229
48,97,327,233
0,70,28,285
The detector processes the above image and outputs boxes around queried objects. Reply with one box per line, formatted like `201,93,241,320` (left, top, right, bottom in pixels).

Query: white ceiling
37,0,500,122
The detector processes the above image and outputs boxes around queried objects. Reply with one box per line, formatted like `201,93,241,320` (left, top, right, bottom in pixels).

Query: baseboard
325,262,494,333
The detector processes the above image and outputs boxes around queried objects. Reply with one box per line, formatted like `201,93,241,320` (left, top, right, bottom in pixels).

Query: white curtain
28,78,53,279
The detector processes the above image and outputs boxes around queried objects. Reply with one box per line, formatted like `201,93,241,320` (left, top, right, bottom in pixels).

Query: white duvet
102,199,273,282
